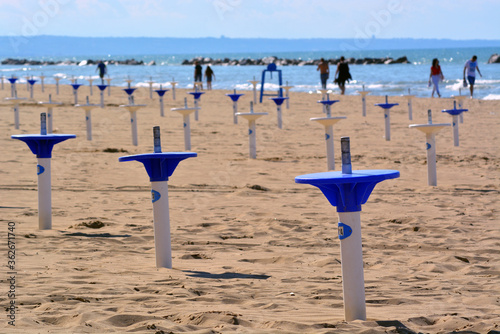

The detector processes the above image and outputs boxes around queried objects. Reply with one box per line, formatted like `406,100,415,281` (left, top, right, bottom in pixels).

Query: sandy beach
1,82,499,333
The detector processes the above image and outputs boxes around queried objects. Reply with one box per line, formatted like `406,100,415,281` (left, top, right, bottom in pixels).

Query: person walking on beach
317,58,329,89
429,58,444,98
463,55,482,98
194,61,203,89
334,56,352,95
204,65,215,90
96,60,107,84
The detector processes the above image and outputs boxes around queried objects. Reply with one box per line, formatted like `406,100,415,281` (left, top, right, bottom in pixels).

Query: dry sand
1,82,499,333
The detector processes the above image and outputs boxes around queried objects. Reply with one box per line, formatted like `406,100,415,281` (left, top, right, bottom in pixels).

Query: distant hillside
1,35,499,58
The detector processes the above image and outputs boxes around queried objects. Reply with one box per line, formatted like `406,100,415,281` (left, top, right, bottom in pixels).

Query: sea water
1,47,499,99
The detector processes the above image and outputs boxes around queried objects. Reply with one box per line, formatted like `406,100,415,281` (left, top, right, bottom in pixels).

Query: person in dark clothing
334,56,352,95
194,61,203,89
204,65,215,90
96,61,107,84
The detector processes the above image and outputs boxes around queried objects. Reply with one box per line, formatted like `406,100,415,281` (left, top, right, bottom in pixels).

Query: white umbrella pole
362,96,367,117
151,181,172,268
249,120,257,159
408,98,413,120
86,110,92,141
384,109,391,141
426,133,437,186
452,115,459,147
194,99,199,121
159,96,164,117
233,101,238,124
338,211,366,321
37,158,52,230
47,107,53,134
277,105,282,129
325,125,335,170
13,104,20,130
131,111,138,146
183,114,191,150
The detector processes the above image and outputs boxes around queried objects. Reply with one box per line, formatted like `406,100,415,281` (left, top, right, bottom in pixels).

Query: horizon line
2,35,500,42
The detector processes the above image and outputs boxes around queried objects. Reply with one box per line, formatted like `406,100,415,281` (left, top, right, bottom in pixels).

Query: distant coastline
1,55,411,66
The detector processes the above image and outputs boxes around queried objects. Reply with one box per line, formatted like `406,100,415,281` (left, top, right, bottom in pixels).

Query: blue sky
0,0,498,39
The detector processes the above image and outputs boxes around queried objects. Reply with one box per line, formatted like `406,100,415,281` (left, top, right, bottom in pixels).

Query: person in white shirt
463,55,482,98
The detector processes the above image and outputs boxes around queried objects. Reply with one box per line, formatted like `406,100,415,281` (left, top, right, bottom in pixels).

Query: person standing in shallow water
463,55,482,98
429,58,444,98
204,65,215,90
335,56,352,95
96,60,107,84
317,58,330,89
194,61,203,89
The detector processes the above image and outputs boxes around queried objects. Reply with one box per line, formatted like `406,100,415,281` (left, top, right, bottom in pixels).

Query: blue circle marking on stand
119,152,197,182
338,222,352,240
151,189,161,203
249,129,253,135
37,164,45,175
325,133,330,140
295,170,400,212
426,143,431,150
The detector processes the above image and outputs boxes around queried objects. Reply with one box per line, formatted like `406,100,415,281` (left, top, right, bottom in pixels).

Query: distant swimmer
463,55,482,98
317,58,329,89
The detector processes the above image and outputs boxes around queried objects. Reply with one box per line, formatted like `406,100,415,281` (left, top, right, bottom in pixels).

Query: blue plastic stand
269,96,287,106
226,93,244,102
226,92,244,124
374,96,399,141
27,79,37,86
259,63,283,103
189,91,205,121
188,91,205,100
295,170,400,212
295,138,399,321
97,84,108,92
442,105,468,117
155,89,169,97
270,97,288,129
318,97,340,116
71,83,82,91
119,152,197,182
11,113,76,230
7,78,18,84
442,101,468,147
12,134,76,158
119,127,197,268
123,88,136,96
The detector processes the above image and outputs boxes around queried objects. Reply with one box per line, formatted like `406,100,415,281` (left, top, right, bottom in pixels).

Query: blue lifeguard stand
259,63,283,103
